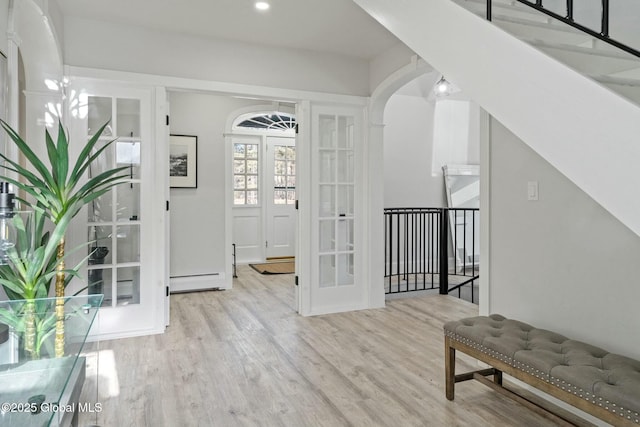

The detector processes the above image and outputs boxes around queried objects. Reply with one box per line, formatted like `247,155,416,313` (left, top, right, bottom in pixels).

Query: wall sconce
0,182,16,265
434,76,453,97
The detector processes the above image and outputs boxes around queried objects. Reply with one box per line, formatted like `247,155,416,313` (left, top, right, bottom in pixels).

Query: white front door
265,136,296,259
67,79,165,339
231,135,262,264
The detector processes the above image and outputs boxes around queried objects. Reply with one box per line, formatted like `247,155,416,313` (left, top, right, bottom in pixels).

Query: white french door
303,104,365,315
265,136,296,259
67,79,165,339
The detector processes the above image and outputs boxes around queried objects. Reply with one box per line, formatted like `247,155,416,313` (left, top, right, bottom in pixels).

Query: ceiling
55,0,403,60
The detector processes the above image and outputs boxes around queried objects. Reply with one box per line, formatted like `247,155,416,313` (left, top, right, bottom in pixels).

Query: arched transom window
233,112,296,133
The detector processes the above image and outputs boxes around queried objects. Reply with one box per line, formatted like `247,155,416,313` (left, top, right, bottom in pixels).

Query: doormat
250,261,295,275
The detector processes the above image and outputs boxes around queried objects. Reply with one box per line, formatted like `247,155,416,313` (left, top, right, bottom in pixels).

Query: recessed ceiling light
255,2,270,11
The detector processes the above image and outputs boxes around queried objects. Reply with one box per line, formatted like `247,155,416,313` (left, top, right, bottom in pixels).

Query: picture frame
169,134,198,188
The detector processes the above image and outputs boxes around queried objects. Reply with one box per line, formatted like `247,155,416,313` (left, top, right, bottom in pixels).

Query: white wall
489,118,640,360
63,17,371,97
0,0,8,55
383,93,442,207
168,92,257,278
432,99,480,172
383,81,480,208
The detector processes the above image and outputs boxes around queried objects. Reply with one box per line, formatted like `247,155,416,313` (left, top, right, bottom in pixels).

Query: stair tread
523,39,640,61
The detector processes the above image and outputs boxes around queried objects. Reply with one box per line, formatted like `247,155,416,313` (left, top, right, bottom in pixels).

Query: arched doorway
226,106,298,266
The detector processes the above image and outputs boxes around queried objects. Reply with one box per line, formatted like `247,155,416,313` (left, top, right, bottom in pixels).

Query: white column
479,109,491,316
364,117,386,309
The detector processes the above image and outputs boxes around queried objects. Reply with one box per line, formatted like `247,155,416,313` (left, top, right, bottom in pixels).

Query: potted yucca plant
0,209,79,359
0,120,127,357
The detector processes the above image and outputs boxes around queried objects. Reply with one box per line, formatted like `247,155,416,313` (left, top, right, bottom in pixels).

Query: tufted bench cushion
444,314,640,424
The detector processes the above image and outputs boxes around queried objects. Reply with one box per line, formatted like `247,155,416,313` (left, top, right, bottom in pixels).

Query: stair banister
485,0,639,58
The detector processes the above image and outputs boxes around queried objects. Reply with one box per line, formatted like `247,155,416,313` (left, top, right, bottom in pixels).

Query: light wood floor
79,265,561,427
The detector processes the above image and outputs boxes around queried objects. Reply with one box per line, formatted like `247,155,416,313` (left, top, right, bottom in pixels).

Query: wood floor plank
79,265,565,426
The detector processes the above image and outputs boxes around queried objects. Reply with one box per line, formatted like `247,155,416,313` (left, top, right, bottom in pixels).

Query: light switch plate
527,181,539,201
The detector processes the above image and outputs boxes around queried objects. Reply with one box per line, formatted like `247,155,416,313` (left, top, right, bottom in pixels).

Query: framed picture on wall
169,134,198,188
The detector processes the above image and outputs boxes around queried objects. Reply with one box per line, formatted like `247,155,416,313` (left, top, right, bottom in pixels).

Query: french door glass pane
234,144,245,158
275,160,286,175
337,151,353,182
116,142,141,179
319,151,336,182
246,160,258,174
337,185,354,216
246,175,258,190
116,99,141,137
319,115,336,148
274,190,286,204
319,220,335,252
88,193,113,222
286,147,295,159
88,226,113,264
246,191,258,205
319,255,335,288
88,267,112,307
116,225,140,263
234,176,246,189
116,266,140,306
337,116,354,149
319,185,335,217
87,97,112,136
286,190,295,204
337,254,354,286
234,160,245,174
246,144,258,158
234,191,245,205
337,219,354,250
117,184,141,222
88,140,115,177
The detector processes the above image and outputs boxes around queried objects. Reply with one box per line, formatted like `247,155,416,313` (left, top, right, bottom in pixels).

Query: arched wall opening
366,56,482,308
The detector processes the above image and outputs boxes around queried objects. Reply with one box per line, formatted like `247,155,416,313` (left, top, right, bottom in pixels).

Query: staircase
455,0,640,104
353,0,640,237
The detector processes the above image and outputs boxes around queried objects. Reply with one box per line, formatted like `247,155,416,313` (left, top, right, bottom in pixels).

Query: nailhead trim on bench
445,329,640,424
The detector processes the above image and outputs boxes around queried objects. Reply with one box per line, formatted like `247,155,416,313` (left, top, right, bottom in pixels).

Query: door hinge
295,200,299,210
265,240,268,248
166,115,170,126
166,200,170,211
295,124,299,134
295,276,299,286
166,286,169,297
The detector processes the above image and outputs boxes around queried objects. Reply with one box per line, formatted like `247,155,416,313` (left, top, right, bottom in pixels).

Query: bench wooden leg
494,369,503,386
445,336,455,400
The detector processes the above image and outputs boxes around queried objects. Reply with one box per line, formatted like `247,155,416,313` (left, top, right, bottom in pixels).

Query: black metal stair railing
384,207,479,304
486,0,640,58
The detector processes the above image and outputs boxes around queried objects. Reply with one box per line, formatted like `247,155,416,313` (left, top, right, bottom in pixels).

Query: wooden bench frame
445,335,639,427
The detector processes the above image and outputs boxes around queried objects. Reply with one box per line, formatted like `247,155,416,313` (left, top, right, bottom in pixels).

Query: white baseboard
170,273,227,293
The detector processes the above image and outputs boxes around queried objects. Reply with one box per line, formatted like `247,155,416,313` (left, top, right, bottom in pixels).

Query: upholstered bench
444,314,640,426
